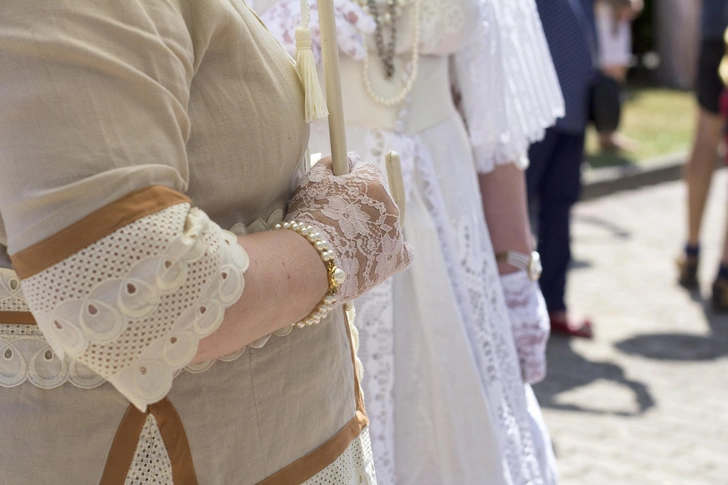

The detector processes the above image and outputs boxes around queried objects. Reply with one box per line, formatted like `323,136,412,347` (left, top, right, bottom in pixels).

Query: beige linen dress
0,1,374,483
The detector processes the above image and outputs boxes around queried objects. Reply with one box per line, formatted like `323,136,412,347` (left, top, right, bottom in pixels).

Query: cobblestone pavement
533,170,728,485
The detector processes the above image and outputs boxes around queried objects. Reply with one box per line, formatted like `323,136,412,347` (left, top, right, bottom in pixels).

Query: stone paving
533,170,728,485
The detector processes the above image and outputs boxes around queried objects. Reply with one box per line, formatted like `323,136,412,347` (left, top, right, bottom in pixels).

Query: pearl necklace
362,0,422,107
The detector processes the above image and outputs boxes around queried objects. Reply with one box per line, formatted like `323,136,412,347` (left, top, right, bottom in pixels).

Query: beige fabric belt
337,55,458,134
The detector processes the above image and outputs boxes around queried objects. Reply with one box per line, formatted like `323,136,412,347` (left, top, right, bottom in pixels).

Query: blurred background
533,1,728,484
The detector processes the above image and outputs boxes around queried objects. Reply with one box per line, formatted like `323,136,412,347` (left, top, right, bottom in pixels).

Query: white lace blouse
258,0,565,172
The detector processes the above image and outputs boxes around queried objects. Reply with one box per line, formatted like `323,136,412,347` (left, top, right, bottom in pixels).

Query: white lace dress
261,0,564,483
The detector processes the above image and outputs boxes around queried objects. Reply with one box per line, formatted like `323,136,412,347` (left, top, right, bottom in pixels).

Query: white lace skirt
311,115,558,485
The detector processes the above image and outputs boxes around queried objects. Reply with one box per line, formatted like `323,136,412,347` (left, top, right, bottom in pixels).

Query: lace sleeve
11,190,248,411
453,0,565,174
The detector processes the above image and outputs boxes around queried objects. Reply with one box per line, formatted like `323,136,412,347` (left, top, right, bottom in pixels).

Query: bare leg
712,183,728,310
598,65,639,152
685,107,724,246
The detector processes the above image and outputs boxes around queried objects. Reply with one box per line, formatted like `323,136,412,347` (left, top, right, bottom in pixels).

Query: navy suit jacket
535,0,597,134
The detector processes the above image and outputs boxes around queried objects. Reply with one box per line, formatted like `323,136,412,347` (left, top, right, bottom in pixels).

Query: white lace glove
500,271,550,384
286,154,412,303
260,0,376,65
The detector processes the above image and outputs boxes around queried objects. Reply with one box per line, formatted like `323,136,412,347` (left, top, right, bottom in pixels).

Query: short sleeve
0,0,193,251
0,1,249,410
452,0,565,174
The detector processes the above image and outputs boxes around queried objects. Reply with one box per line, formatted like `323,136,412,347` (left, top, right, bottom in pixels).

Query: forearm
478,163,534,275
194,229,328,362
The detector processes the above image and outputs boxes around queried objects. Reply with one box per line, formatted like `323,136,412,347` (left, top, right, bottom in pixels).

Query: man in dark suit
527,0,597,338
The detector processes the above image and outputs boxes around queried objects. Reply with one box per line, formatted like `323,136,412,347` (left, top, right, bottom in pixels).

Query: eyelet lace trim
0,210,296,392
16,203,249,410
186,210,294,374
125,414,174,485
303,427,377,485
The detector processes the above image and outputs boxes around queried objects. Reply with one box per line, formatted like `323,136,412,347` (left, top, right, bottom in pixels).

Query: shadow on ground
534,336,655,417
615,293,728,362
572,214,631,240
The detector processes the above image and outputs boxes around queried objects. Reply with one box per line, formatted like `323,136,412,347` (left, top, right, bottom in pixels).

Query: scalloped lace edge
0,210,294,394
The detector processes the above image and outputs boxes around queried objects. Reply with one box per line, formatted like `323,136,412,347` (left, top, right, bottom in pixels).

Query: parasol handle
385,151,406,224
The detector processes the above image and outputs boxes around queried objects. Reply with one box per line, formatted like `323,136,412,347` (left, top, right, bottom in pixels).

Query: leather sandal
712,277,728,312
677,254,699,289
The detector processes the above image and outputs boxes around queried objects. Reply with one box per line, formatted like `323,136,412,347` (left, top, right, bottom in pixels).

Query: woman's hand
500,272,550,385
286,154,413,303
260,0,376,65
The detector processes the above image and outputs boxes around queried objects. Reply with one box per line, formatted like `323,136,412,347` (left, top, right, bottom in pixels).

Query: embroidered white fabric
185,210,295,373
415,126,546,485
0,268,105,389
122,418,377,485
0,268,26,312
261,0,564,173
0,323,105,389
499,272,550,385
260,0,375,65
125,414,173,485
0,212,308,390
349,279,395,481
19,203,249,411
304,427,377,485
286,156,413,304
315,120,557,485
453,0,565,173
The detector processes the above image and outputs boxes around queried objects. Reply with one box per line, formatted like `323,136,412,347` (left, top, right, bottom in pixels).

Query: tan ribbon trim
343,309,368,418
154,398,199,484
0,311,36,325
11,186,191,280
257,412,368,485
100,398,199,485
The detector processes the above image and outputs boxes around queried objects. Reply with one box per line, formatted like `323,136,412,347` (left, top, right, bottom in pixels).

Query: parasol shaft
318,0,349,176
316,0,406,219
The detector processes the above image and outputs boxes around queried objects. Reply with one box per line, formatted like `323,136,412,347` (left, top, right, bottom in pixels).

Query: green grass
586,88,695,169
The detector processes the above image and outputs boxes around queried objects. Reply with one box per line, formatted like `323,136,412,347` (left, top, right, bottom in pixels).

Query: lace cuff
13,195,249,410
453,0,565,174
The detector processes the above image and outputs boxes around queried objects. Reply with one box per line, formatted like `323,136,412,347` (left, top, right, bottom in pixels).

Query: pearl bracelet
274,221,346,328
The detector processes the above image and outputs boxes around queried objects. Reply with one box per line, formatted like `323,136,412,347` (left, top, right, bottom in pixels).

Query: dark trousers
526,127,586,313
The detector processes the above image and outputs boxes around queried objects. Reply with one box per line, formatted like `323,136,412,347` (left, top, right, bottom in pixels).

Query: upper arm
0,0,195,252
0,1,249,410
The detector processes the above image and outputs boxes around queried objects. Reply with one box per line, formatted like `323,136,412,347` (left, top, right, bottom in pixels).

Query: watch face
529,251,543,281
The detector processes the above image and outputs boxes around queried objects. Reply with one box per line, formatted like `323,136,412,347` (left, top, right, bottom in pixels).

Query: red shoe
549,312,594,339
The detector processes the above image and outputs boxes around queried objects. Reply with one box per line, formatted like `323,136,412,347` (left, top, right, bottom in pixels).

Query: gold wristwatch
495,251,542,281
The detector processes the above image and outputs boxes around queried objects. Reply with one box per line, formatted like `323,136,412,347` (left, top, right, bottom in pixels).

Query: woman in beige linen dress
0,1,411,483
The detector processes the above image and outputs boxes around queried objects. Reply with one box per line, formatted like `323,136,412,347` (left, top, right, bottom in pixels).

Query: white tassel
296,0,328,122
